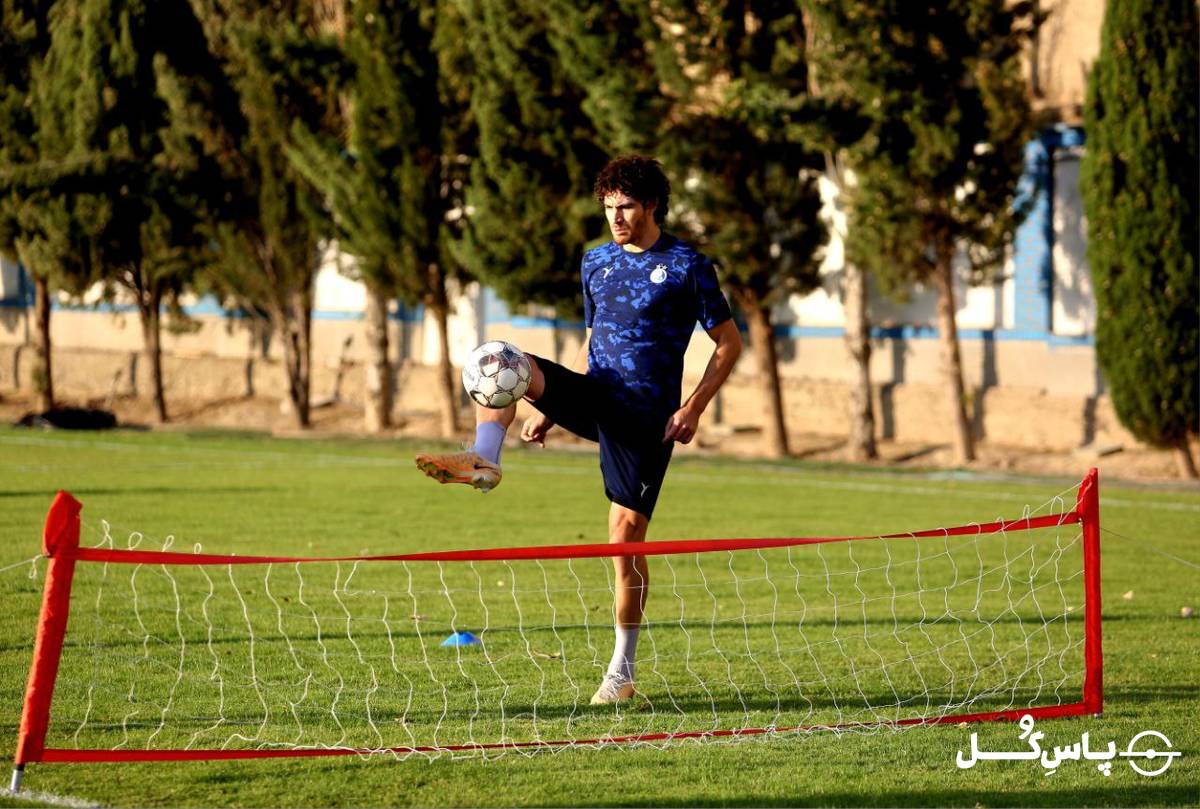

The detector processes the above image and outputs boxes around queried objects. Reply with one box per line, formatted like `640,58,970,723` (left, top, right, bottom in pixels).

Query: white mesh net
43,494,1088,759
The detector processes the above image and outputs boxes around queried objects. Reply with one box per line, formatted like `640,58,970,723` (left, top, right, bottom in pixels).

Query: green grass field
0,426,1196,807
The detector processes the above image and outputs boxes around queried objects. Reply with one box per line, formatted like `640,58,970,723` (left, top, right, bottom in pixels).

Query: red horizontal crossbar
71,512,1080,566
36,701,1091,763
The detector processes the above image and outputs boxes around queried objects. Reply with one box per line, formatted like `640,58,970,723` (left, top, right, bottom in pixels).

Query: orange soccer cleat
414,451,502,493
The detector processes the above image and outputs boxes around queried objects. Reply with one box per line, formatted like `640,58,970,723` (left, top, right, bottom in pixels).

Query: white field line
4,432,1200,513
6,788,103,808
518,460,1200,514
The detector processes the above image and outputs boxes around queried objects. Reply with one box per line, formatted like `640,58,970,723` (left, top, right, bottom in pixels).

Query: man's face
603,192,656,245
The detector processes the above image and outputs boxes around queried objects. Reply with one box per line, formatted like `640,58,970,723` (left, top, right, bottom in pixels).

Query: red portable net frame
11,469,1102,778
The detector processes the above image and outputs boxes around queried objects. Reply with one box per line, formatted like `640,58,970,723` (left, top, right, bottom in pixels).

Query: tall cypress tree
659,2,827,458
0,0,52,408
168,0,337,429
537,1,827,458
289,0,469,436
0,0,103,412
30,0,218,423
806,0,1037,464
549,0,825,456
453,0,609,316
802,8,878,462
1081,0,1199,477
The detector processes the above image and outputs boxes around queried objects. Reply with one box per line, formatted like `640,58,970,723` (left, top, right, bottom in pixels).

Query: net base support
31,701,1095,763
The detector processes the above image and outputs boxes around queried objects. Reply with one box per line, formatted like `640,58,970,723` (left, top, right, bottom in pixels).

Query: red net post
1075,467,1103,716
12,492,83,786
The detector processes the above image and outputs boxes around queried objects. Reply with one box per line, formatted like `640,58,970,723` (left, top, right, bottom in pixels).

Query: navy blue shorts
526,354,673,519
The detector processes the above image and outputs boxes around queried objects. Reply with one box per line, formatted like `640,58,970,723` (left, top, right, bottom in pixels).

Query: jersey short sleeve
692,256,733,331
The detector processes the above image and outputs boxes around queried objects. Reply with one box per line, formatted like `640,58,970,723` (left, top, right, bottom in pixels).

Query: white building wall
314,242,367,314
800,172,1011,333
1051,151,1095,336
0,254,22,300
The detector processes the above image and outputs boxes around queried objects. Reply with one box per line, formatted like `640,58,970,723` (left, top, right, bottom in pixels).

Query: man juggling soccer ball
415,155,742,705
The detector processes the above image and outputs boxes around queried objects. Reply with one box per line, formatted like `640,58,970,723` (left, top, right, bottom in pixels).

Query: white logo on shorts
650,264,667,284
640,482,650,497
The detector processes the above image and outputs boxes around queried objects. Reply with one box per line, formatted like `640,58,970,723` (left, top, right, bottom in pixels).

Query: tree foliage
165,0,339,427
453,0,610,314
1080,0,1198,472
289,0,449,305
657,2,826,307
27,0,220,421
287,0,470,434
0,0,104,293
806,1,1036,290
1,0,100,408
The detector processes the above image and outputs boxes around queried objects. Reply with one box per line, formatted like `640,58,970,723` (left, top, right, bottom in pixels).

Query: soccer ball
462,341,532,408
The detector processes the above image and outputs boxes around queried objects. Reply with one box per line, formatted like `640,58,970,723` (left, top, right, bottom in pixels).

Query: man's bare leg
415,358,546,491
592,503,649,704
610,504,650,625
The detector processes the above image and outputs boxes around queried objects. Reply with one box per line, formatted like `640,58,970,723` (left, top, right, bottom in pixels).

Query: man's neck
621,223,662,253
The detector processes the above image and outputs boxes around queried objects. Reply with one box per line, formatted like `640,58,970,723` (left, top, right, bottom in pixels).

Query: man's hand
520,412,555,447
663,403,701,445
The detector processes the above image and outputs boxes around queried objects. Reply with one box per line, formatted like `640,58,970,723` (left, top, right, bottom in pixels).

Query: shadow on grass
42,614,1127,654
1105,683,1200,704
589,784,1197,808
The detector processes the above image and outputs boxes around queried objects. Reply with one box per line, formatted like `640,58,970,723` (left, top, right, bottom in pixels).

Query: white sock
606,625,639,682
472,421,507,465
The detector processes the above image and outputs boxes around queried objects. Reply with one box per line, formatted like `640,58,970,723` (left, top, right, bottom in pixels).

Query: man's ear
643,199,657,219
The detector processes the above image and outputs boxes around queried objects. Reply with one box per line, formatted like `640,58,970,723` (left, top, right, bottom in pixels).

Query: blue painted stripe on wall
1,298,1094,346
770,322,1092,346
490,315,1094,347
30,297,426,323
509,315,586,330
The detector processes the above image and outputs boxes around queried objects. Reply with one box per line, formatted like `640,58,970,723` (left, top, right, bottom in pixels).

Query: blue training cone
441,631,481,647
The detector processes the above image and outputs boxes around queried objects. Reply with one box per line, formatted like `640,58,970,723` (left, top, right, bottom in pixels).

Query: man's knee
523,353,546,401
609,503,648,542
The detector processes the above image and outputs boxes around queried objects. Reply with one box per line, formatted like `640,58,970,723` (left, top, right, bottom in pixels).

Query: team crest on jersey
650,264,667,284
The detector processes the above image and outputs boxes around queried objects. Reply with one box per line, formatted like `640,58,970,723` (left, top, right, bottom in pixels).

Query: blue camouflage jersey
582,233,732,419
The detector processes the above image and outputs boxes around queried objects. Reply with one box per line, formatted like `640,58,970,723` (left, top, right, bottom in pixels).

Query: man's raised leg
591,503,649,705
414,356,546,492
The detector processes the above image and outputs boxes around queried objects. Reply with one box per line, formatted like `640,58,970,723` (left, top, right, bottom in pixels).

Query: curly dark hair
593,155,670,224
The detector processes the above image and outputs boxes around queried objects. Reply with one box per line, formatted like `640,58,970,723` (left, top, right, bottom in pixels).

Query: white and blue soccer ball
462,341,532,408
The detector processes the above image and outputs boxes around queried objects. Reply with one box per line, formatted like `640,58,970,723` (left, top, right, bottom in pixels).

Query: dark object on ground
17,407,118,430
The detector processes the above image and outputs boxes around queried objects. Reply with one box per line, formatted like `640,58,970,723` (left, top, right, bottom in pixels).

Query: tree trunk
1175,439,1198,479
932,245,976,463
276,289,313,429
32,275,54,412
138,287,168,423
843,260,878,461
429,267,460,439
740,291,789,458
363,283,393,432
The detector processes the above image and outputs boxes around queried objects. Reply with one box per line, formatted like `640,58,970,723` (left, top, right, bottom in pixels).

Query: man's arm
570,327,591,373
520,328,590,447
663,319,742,444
